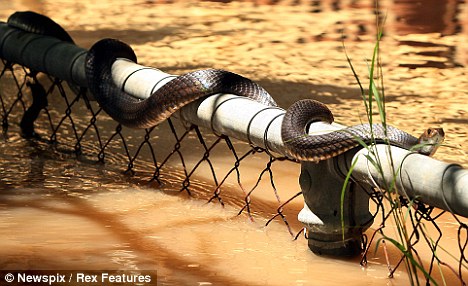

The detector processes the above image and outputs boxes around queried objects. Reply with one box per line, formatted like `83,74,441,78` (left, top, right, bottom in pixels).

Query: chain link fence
1,35,467,285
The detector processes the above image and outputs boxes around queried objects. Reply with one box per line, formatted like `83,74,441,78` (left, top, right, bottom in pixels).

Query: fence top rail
0,20,467,219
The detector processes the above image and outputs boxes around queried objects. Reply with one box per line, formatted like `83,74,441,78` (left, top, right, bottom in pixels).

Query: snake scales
7,11,444,162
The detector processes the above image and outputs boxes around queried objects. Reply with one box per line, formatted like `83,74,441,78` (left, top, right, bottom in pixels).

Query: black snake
281,99,444,161
7,11,74,43
7,11,444,162
84,38,277,128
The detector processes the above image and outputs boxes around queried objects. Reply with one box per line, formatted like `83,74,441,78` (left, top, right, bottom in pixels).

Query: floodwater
0,0,467,285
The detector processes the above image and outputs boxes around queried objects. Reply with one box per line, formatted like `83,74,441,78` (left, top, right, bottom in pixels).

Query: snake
19,80,48,138
84,38,277,128
7,11,74,43
7,11,74,137
6,11,445,162
281,99,445,162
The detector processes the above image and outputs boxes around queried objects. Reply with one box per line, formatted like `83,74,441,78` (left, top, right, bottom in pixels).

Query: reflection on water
392,0,465,68
392,0,462,36
198,0,468,69
0,0,467,285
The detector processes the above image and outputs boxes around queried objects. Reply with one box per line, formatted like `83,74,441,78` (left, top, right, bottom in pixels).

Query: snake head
416,127,445,156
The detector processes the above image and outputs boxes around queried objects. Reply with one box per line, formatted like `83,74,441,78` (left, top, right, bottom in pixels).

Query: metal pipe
0,22,88,87
111,59,468,219
339,145,468,217
110,55,345,158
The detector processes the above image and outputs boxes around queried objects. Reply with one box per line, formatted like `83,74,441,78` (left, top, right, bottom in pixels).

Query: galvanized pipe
111,56,344,158
342,145,468,217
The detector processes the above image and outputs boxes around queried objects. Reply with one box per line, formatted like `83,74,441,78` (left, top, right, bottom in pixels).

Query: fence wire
0,59,466,284
0,59,296,229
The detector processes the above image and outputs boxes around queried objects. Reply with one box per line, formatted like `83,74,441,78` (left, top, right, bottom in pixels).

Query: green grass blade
341,157,359,241
380,236,439,285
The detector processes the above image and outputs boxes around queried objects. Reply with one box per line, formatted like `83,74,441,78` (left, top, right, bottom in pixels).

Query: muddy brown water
0,0,467,285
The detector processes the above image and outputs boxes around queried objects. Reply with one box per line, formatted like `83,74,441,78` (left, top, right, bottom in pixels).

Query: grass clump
340,3,465,285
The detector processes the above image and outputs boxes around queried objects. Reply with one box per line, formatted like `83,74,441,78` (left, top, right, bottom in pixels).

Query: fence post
298,157,374,256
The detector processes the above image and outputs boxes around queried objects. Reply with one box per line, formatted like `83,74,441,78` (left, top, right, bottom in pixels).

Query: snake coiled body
7,11,443,162
281,100,432,162
84,39,278,129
